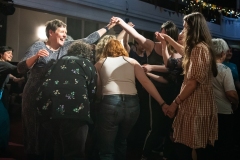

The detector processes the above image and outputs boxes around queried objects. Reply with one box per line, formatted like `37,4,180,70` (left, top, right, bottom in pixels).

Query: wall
6,0,240,61
6,8,66,61
12,0,240,38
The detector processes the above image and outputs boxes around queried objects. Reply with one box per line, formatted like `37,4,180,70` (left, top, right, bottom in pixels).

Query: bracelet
160,102,166,108
104,26,109,33
174,100,179,105
177,95,183,102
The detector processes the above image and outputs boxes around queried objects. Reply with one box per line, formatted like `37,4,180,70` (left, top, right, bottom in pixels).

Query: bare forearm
117,29,126,41
97,23,115,37
151,65,169,72
26,54,39,68
161,42,170,66
141,78,165,105
123,32,130,53
178,80,197,101
226,91,239,106
147,73,168,83
9,74,16,79
164,35,184,55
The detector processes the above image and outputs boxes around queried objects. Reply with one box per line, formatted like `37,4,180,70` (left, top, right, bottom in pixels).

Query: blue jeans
96,94,140,160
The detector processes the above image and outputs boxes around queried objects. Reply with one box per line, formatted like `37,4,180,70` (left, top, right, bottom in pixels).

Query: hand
155,32,165,42
142,64,153,72
127,22,135,27
110,16,122,25
37,49,49,59
166,102,178,118
107,20,117,29
162,104,169,116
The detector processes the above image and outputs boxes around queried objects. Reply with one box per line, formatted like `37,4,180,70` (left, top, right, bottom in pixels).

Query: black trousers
214,113,234,160
142,85,175,158
175,143,214,160
42,119,88,160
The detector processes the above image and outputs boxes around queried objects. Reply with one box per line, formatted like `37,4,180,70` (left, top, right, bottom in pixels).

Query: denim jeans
96,94,140,160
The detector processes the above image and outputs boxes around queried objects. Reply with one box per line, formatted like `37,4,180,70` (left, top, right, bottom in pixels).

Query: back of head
212,38,229,58
45,19,67,38
67,41,93,63
161,21,178,54
183,12,217,77
184,12,212,49
161,21,178,42
95,35,116,61
0,46,13,55
101,39,129,58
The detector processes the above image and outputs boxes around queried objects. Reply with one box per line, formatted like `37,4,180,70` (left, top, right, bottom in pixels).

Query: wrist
177,95,183,102
160,102,166,108
104,26,109,33
172,102,178,109
173,100,179,106
161,41,166,45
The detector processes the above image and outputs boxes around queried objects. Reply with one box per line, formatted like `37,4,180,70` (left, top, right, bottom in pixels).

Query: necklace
46,44,60,52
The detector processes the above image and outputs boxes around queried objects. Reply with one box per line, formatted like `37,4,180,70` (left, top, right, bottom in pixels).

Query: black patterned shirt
36,55,97,123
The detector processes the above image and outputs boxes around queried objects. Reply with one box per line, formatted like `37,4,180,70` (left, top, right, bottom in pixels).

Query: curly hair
67,40,93,63
100,39,129,58
182,12,217,77
95,35,116,62
45,19,66,38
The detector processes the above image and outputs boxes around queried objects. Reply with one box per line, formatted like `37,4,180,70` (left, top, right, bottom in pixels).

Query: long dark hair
182,12,217,77
161,21,179,55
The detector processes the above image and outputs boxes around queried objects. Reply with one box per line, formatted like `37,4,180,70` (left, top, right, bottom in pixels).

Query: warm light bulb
37,25,47,40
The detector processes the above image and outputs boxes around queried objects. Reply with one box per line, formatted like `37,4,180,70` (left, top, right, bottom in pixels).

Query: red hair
100,39,129,58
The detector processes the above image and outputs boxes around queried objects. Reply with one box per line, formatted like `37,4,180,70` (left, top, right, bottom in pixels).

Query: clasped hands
161,102,178,118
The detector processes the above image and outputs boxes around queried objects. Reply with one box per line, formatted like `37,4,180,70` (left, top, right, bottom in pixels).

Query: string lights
179,0,239,23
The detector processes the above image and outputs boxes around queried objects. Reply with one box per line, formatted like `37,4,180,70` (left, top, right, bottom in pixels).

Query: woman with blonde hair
95,35,116,62
166,12,218,160
95,39,168,160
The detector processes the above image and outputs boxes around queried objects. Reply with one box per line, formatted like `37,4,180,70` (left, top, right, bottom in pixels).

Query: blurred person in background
212,38,239,159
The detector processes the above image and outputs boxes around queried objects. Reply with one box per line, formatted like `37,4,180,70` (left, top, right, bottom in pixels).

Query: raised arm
162,33,184,56
117,29,126,42
123,22,135,53
97,22,116,38
155,32,169,66
123,32,130,53
111,17,155,55
82,22,116,44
